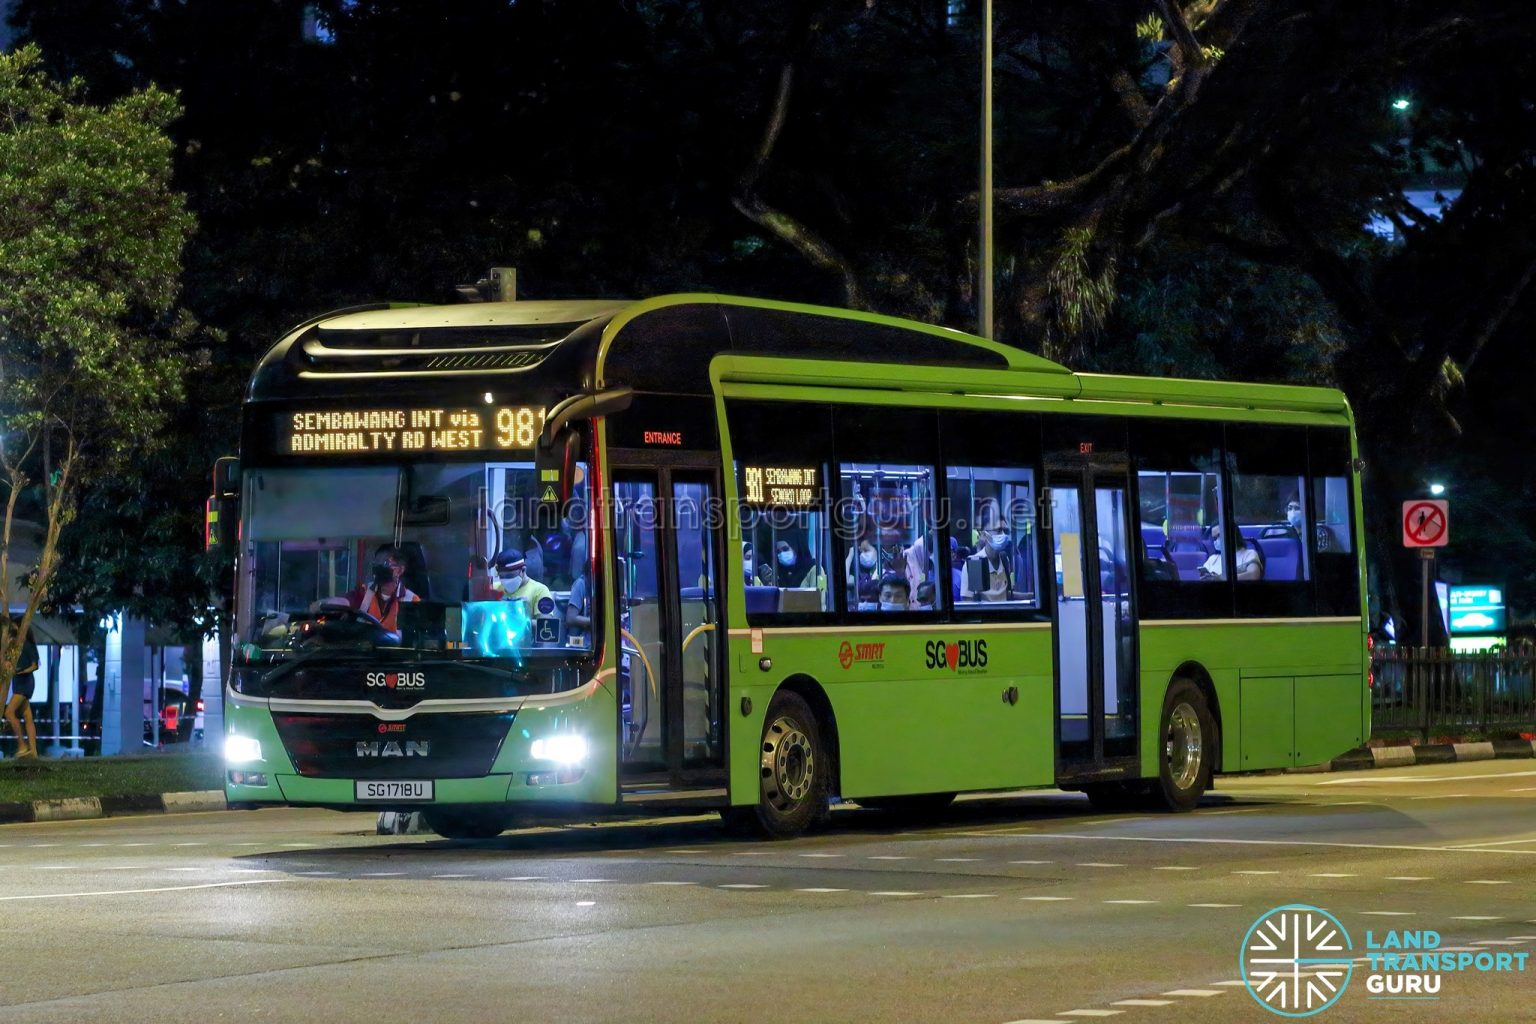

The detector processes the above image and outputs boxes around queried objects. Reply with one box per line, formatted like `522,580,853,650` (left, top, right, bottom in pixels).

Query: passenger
854,578,881,612
877,574,911,612
846,533,880,592
491,548,555,618
4,617,39,759
350,545,421,634
1285,496,1304,533
912,580,936,612
565,561,592,647
743,542,757,586
774,540,826,590
1199,526,1260,579
963,503,1013,601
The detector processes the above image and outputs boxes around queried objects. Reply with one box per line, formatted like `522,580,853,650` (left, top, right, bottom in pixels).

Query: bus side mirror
207,455,240,554
535,387,634,509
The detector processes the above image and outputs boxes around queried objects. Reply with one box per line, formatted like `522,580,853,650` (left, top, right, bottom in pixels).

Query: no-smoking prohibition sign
1402,499,1449,548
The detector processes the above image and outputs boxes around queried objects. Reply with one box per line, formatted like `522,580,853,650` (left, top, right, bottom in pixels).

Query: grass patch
0,752,223,804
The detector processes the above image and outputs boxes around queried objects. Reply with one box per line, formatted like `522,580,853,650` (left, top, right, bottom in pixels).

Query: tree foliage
9,1,1536,631
0,43,195,673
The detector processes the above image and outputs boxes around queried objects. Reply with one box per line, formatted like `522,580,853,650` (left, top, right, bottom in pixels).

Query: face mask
744,559,753,574
1287,508,1303,529
912,602,932,612
500,573,524,591
777,550,795,567
989,531,1010,553
858,551,877,569
1212,537,1223,554
879,601,907,611
856,601,879,611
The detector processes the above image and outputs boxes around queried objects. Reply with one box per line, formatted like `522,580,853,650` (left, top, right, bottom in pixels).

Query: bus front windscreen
235,458,593,685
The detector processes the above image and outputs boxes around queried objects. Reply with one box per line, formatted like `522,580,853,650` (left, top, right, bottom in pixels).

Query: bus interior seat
779,587,823,613
1256,527,1302,580
744,585,780,615
1165,538,1210,580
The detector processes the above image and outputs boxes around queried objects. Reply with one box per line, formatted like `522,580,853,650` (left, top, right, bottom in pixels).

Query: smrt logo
925,639,988,672
365,671,426,690
837,640,886,669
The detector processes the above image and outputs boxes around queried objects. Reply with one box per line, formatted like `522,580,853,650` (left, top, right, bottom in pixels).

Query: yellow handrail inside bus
620,627,660,712
681,622,715,655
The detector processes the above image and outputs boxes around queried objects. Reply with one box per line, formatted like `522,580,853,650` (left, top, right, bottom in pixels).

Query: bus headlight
530,735,588,765
225,735,263,764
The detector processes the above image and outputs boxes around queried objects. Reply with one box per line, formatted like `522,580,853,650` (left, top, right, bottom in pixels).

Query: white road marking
295,871,335,876
1316,769,1536,785
168,867,201,873
1162,989,1223,997
1506,935,1536,940
1233,870,1280,875
571,878,615,883
869,891,922,896
868,855,913,861
1358,911,1415,917
1078,862,1124,868
1387,876,1432,881
798,853,844,858
280,843,316,848
1411,794,1469,800
1472,940,1525,946
943,893,997,899
719,883,769,889
78,843,108,847
1008,860,1053,865
1449,839,1536,848
575,901,595,907
1002,1019,1069,1023
1153,866,1198,871
796,887,848,893
1189,903,1242,908
1104,899,1157,905
32,866,69,871
117,843,152,847
1466,880,1512,885
1451,916,1503,921
431,874,471,879
27,844,61,848
0,879,285,902
172,842,207,847
361,872,404,877
1309,872,1357,878
228,868,273,874
936,857,982,862
1209,981,1248,987
1059,1010,1122,1017
732,851,772,856
960,832,1536,856
1112,999,1174,1006
1509,787,1536,792
502,875,546,881
665,849,707,853
646,881,697,886
1021,896,1074,902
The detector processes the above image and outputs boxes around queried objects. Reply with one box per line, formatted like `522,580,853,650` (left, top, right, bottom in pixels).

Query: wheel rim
1165,701,1203,792
761,715,815,813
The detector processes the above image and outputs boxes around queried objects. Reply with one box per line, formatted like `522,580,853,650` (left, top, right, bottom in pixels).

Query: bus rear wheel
1152,679,1213,812
745,691,828,839
422,807,510,840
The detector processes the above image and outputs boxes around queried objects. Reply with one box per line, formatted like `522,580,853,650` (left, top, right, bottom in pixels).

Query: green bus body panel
728,628,1056,800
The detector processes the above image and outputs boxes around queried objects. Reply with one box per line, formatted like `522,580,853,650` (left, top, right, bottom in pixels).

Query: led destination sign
280,406,546,454
742,465,821,508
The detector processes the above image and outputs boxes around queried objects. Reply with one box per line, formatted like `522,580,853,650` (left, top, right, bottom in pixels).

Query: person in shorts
5,618,39,759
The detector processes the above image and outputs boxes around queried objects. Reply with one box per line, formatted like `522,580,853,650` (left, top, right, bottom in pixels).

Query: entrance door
1050,465,1139,778
612,465,725,786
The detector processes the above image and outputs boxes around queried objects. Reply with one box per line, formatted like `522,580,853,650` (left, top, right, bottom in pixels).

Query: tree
0,44,196,690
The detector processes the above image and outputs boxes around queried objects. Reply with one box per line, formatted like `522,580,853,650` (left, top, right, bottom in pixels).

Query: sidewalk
1295,736,1536,773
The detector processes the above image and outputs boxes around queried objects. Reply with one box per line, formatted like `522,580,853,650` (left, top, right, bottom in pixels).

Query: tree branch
1459,256,1536,376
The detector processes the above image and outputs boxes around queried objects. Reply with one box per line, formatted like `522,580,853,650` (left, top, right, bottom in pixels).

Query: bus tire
422,807,510,840
858,793,956,818
1152,679,1213,812
751,691,828,839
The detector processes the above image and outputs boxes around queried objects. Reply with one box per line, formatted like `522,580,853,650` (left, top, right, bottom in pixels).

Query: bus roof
249,293,1348,418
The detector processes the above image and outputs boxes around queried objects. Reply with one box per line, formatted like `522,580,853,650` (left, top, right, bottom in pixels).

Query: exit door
612,465,726,784
1050,464,1139,777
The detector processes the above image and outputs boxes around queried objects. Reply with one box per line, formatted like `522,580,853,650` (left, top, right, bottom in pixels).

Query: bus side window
1310,427,1360,617
947,465,1039,610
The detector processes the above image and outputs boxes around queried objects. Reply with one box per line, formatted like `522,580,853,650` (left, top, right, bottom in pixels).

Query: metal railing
1372,646,1536,740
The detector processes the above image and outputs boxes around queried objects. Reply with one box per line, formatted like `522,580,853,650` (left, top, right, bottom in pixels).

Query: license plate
355,780,434,801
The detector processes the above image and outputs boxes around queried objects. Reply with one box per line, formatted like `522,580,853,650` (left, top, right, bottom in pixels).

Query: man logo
355,740,430,758
1242,904,1354,1016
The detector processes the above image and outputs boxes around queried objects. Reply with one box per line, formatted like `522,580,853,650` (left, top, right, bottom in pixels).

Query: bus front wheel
745,691,828,839
1153,680,1213,812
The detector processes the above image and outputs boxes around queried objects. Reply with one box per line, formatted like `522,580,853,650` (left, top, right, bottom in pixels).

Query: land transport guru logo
1241,903,1530,1016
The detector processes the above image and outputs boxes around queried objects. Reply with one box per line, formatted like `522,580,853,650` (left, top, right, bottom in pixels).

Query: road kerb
31,797,103,822
160,790,228,813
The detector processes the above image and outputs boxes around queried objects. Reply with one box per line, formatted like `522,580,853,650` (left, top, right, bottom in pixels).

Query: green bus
217,293,1368,838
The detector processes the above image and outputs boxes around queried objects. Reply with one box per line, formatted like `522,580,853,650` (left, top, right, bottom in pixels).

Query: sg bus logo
925,639,988,672
365,671,426,690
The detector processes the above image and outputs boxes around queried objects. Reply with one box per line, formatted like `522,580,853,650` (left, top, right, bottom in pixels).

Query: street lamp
1429,482,1446,496
1392,97,1411,111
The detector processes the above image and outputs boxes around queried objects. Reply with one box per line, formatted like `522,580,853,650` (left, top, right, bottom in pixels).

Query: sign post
1402,500,1449,646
